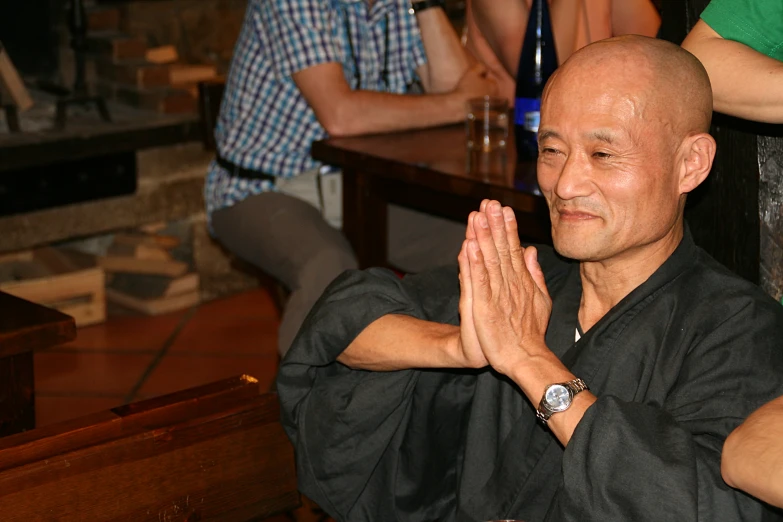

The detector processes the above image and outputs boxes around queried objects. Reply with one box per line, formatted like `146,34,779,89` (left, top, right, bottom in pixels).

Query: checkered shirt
204,0,428,217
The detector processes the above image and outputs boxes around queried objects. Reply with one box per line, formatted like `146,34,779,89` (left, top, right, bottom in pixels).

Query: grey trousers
211,186,465,357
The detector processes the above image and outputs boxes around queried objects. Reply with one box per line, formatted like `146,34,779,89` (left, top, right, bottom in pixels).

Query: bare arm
472,0,660,76
415,7,473,93
293,61,493,137
721,395,783,508
682,20,783,123
610,0,660,37
337,314,464,370
470,0,527,77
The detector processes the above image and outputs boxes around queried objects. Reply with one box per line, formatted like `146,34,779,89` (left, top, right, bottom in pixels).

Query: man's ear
678,133,716,194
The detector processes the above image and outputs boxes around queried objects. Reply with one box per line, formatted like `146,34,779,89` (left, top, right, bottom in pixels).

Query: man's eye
541,147,559,155
593,151,612,159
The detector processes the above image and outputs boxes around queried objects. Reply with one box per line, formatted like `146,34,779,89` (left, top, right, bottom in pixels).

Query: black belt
216,155,277,184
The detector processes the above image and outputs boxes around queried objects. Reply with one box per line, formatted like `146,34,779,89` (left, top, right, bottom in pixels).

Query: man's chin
552,237,602,261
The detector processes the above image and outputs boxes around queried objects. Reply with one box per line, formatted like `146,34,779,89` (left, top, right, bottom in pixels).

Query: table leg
0,352,35,436
342,167,388,269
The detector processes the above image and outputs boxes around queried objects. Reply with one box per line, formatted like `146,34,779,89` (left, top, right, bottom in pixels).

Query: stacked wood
101,227,200,315
145,45,178,65
0,248,105,327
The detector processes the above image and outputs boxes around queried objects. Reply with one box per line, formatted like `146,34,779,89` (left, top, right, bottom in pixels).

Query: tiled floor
35,287,281,427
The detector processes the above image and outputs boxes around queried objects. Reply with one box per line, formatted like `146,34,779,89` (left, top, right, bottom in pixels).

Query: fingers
466,211,476,240
467,239,492,303
472,211,502,296
503,206,526,275
485,201,514,278
458,239,472,297
524,246,551,300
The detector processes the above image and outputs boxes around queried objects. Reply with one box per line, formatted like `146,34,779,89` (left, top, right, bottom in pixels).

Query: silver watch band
535,378,589,425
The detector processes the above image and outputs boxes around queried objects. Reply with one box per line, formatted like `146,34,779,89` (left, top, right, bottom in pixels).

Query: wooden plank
57,299,106,327
169,64,217,86
0,42,33,111
0,378,300,521
0,249,106,327
0,291,75,359
0,250,33,264
108,272,199,299
113,233,180,250
145,45,179,64
107,242,172,261
98,255,188,277
0,248,106,326
1,264,104,306
106,287,199,315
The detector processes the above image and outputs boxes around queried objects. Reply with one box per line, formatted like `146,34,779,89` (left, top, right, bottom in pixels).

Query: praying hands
457,199,594,444
457,199,553,376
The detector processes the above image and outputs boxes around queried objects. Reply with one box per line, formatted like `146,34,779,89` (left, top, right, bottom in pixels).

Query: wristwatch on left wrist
410,0,445,14
536,378,589,425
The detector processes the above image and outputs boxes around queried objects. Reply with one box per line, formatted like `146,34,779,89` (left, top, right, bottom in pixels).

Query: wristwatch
410,0,445,14
536,378,589,425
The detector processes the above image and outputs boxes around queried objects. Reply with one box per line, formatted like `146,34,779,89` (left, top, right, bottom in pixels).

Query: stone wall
759,136,783,303
0,142,262,302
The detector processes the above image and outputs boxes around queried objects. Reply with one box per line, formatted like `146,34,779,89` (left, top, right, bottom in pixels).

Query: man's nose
554,152,591,200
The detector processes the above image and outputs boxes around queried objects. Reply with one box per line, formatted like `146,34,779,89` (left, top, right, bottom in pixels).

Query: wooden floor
35,288,281,426
33,287,333,522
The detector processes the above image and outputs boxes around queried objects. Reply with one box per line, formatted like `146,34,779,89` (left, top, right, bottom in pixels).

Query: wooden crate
0,248,106,327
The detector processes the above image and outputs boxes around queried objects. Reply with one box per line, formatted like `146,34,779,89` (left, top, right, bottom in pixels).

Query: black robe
277,230,783,521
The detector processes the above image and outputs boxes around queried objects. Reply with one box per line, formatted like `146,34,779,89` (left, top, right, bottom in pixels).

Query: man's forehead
538,127,628,144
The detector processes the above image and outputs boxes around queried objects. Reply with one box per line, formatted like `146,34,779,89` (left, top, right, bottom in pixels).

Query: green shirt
701,0,783,61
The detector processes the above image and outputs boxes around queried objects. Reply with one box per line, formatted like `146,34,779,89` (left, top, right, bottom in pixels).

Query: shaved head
545,35,713,141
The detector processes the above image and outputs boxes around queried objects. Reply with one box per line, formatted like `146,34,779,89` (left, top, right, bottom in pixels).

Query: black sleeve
276,265,461,518
550,298,783,521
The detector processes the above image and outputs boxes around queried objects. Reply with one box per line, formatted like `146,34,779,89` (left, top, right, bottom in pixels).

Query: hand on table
455,62,498,100
457,199,553,377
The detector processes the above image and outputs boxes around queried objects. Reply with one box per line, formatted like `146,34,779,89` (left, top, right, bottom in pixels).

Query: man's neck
577,227,684,332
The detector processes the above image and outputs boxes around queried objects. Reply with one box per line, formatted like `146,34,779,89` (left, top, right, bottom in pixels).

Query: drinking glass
466,96,509,152
466,96,509,179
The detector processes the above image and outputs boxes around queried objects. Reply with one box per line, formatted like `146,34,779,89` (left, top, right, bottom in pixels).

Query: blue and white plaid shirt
204,0,428,217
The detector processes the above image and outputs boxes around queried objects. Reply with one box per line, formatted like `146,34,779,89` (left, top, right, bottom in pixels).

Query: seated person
277,35,783,521
205,0,496,357
468,0,661,86
681,0,783,123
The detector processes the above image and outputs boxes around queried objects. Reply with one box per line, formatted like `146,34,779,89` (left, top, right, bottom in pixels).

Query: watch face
544,384,572,412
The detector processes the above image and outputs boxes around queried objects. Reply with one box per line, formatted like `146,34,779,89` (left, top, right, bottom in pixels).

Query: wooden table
0,291,75,436
312,124,551,268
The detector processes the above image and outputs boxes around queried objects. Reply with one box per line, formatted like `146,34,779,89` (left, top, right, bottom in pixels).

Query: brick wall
117,0,248,75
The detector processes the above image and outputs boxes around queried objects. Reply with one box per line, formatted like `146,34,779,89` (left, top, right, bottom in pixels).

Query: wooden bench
0,291,300,520
0,375,300,521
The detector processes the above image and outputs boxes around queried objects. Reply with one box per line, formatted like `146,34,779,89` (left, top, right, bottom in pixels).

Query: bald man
277,36,783,521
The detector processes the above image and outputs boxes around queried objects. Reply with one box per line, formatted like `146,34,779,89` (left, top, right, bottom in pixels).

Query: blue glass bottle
514,0,558,162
